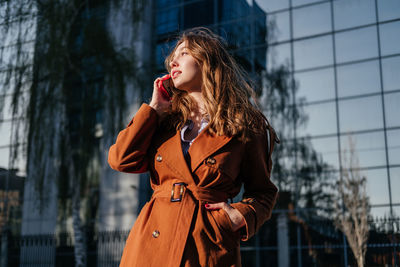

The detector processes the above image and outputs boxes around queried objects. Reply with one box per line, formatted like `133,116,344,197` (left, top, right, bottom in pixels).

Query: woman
108,27,279,267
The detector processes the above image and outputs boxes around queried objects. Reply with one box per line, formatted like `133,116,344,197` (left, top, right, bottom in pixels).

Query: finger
205,202,227,210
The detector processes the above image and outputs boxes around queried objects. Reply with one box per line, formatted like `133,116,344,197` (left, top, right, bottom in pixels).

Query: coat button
152,230,160,238
156,155,162,162
206,157,216,165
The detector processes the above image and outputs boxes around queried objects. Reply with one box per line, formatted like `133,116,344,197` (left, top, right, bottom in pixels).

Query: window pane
293,3,331,39
256,0,289,12
361,168,389,205
220,0,251,22
370,206,391,218
384,92,400,128
333,0,375,30
310,136,339,170
387,129,400,166
156,0,178,9
294,35,333,70
267,43,291,71
254,10,268,45
156,42,175,70
0,121,12,147
267,11,290,43
296,68,335,103
0,146,10,169
382,56,400,91
292,0,322,6
378,0,400,21
297,101,337,137
379,21,400,56
340,131,386,168
156,8,179,35
335,26,378,63
390,168,400,204
337,60,381,97
339,96,383,132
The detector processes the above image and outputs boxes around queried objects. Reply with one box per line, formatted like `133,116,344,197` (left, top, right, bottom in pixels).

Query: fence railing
1,214,399,267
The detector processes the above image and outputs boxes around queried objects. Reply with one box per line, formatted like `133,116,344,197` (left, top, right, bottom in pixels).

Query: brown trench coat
108,103,279,267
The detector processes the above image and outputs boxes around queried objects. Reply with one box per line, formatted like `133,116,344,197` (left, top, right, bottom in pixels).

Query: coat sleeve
108,103,159,173
230,125,280,241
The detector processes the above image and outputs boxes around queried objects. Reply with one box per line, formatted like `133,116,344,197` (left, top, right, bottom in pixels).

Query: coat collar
187,128,232,172
156,126,232,185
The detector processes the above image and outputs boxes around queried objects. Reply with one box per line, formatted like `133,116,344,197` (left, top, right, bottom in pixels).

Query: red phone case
159,74,174,100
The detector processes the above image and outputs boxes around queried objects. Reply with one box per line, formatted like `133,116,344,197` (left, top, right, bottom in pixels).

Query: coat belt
152,182,229,203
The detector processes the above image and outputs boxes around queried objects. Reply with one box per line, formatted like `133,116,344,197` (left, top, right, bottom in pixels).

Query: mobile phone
159,74,176,100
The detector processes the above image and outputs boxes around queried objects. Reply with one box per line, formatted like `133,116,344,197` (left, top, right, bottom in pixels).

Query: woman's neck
188,91,206,119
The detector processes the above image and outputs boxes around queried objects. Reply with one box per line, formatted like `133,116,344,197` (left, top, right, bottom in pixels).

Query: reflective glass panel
267,43,291,71
156,7,179,35
390,168,400,204
293,2,331,39
267,11,290,43
378,0,400,21
340,131,386,168
294,35,333,70
387,129,400,166
0,146,9,169
310,136,339,170
333,0,375,30
156,42,175,70
0,121,11,147
339,95,383,132
393,206,400,218
370,206,392,218
295,67,335,103
0,95,11,121
360,168,389,205
292,0,322,6
156,0,178,9
382,56,400,91
256,0,289,12
379,21,400,56
220,0,251,21
335,26,378,63
337,60,381,97
297,101,337,137
0,91,29,121
384,92,400,128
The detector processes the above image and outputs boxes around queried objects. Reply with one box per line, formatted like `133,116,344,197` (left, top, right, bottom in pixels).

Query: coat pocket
209,209,240,249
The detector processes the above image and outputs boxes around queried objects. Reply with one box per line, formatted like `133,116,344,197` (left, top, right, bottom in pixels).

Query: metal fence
2,214,400,267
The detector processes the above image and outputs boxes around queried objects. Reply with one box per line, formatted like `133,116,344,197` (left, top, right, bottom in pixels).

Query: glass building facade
1,0,399,266
153,0,400,266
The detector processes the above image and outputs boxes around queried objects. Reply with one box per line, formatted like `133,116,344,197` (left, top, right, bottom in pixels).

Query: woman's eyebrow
171,47,188,60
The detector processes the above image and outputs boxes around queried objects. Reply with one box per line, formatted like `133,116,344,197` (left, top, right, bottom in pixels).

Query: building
1,0,399,266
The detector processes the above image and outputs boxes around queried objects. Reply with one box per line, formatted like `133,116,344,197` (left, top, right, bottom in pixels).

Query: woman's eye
182,52,188,56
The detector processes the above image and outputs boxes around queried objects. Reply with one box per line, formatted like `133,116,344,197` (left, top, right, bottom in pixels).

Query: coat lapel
157,130,194,185
157,127,233,184
188,129,232,173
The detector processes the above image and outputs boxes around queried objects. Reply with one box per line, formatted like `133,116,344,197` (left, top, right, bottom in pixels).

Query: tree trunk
72,178,87,267
357,254,364,267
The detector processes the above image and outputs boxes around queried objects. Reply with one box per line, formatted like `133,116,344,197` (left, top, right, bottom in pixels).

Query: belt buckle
171,182,186,202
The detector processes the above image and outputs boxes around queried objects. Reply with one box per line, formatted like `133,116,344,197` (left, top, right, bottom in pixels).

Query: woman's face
169,41,202,92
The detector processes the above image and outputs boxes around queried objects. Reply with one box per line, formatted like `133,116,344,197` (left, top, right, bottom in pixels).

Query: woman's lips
172,71,181,78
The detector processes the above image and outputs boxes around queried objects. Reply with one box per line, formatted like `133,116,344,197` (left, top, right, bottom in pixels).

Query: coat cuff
126,103,158,128
231,202,256,241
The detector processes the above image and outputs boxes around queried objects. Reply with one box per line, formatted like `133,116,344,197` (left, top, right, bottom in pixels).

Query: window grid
152,0,399,265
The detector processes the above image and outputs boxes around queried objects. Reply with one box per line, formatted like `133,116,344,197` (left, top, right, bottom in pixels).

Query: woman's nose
169,58,178,68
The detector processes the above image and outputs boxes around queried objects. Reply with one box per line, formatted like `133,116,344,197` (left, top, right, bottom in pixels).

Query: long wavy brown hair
162,27,270,142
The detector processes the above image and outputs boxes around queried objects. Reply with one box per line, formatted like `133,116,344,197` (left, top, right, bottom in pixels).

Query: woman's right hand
149,75,172,117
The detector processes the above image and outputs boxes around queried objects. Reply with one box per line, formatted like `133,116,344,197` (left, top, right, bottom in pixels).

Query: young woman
108,27,279,267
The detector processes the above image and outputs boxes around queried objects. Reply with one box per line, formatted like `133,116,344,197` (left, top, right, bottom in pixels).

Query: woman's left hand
205,202,245,232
